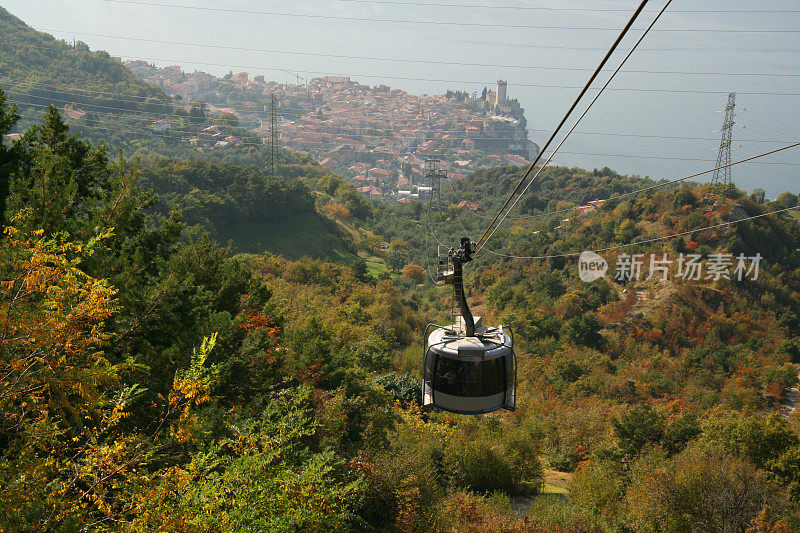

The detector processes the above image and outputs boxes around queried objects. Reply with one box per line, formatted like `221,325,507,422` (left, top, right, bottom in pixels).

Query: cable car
422,238,516,414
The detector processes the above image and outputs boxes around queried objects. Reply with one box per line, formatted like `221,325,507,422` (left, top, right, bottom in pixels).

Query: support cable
469,141,800,223
474,0,657,254
481,205,800,260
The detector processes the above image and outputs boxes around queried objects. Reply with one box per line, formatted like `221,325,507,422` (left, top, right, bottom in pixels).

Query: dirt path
780,369,800,419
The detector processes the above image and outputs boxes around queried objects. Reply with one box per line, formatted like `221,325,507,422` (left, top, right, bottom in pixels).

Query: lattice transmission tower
268,93,277,176
711,92,736,195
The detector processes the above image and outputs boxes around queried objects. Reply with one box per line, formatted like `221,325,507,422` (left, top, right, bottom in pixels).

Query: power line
6,84,796,149
6,82,797,148
459,142,800,222
94,0,800,32
10,85,800,167
530,129,795,144
335,0,800,14
0,78,173,104
0,80,754,132
11,108,262,145
11,84,792,151
13,101,799,173
17,35,800,78
455,38,800,53
548,149,798,165
475,0,665,254
12,104,796,217
17,40,800,97
482,205,800,260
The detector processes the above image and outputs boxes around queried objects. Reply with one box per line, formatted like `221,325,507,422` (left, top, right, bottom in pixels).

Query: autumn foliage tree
402,263,425,284
0,223,127,527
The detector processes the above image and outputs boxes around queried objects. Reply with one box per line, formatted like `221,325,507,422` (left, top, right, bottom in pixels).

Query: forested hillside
1,10,800,528
0,7,169,118
0,92,547,530
3,81,800,531
370,165,667,270
0,8,265,157
0,12,380,262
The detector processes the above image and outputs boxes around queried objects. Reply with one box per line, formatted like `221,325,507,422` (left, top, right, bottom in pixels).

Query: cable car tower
422,237,516,414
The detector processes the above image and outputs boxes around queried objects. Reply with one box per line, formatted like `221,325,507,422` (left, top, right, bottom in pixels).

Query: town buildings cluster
125,61,539,203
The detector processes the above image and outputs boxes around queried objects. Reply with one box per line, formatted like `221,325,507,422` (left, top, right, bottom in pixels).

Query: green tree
698,412,799,470
627,447,781,533
127,389,363,531
6,105,112,236
751,187,766,204
0,89,19,223
189,99,207,124
775,191,798,208
560,313,604,349
611,404,665,462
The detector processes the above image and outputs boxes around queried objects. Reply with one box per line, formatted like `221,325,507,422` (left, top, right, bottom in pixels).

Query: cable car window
434,357,506,397
482,357,505,396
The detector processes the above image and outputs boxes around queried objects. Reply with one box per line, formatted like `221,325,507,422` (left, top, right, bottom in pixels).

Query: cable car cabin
423,237,516,414
422,317,516,414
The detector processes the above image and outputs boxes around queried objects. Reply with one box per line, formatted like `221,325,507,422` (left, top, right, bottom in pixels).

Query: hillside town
124,61,539,201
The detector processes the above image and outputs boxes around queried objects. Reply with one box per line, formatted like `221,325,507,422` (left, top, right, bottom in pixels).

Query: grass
541,483,570,495
365,259,388,278
215,212,358,261
541,468,573,495
215,212,397,277
333,216,397,275
215,207,396,274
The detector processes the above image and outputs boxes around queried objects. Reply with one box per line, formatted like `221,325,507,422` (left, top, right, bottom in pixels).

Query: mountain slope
0,7,377,263
0,6,170,119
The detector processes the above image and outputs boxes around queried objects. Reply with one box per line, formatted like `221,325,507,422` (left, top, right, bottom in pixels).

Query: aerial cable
10,88,800,148
22,33,800,55
335,0,799,14
9,39,800,78
93,0,800,32
11,84,799,143
11,103,800,174
8,91,799,149
476,0,675,252
12,43,800,96
468,141,800,225
481,205,800,261
9,97,800,160
474,0,657,254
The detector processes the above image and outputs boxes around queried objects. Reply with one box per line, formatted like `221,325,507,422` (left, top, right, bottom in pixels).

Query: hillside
0,7,170,122
362,166,800,527
0,10,381,263
0,9,266,157
3,5,800,531
3,88,800,529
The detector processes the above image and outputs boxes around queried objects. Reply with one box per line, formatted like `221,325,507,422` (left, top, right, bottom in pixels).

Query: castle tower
495,80,507,107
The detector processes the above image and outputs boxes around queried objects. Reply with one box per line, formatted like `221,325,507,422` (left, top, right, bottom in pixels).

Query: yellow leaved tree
0,222,131,527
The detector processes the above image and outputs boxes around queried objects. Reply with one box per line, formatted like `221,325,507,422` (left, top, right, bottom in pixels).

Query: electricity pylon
268,94,277,176
711,92,736,196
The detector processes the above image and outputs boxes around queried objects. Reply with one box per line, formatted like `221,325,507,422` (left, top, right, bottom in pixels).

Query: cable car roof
428,320,511,361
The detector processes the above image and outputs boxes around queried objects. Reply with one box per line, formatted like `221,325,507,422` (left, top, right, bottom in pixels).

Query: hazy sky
3,0,798,196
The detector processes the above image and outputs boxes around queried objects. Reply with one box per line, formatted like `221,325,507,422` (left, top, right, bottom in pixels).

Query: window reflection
433,357,506,397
